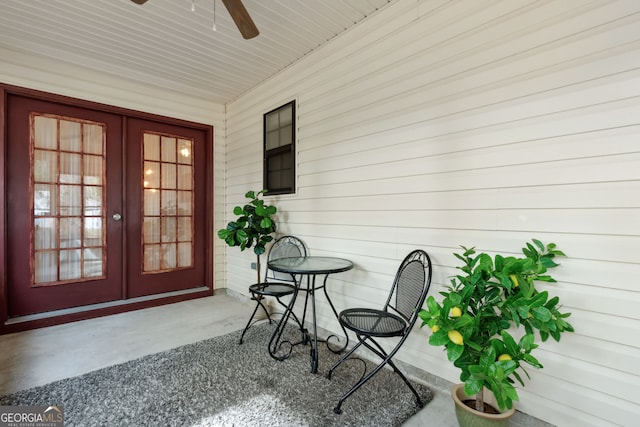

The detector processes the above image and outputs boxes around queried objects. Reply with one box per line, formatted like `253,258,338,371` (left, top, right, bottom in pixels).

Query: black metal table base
268,273,350,373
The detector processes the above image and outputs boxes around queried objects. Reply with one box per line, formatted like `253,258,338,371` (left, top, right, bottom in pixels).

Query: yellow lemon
498,354,512,361
509,274,519,287
448,330,464,345
450,307,462,317
431,325,440,332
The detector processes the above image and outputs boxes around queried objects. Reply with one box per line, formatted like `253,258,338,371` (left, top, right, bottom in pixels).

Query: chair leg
275,296,305,336
332,335,423,414
333,355,389,414
385,358,424,407
326,340,363,380
238,294,272,345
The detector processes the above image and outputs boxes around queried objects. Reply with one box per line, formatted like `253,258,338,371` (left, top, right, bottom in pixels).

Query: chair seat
339,308,407,337
249,282,296,297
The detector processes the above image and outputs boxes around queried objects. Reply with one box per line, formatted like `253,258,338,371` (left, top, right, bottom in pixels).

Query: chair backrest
265,235,307,282
384,249,432,329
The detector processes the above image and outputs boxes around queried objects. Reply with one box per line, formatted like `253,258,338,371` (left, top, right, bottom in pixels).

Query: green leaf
540,330,549,341
464,379,483,396
522,354,543,369
519,333,535,351
448,292,462,306
426,296,439,314
512,370,525,386
466,340,482,352
544,296,560,309
418,310,430,326
501,331,519,355
516,305,530,319
447,343,465,362
479,346,496,368
260,218,273,228
233,206,244,215
532,307,552,322
429,330,449,346
236,229,248,243
532,238,545,251
454,314,474,328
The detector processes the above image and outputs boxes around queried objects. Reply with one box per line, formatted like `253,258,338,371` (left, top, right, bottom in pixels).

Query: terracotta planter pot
451,383,516,427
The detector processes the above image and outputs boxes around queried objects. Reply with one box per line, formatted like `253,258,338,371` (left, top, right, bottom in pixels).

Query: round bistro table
267,256,353,373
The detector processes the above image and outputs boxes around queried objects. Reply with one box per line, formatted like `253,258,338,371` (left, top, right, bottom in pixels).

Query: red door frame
0,84,214,334
6,95,125,315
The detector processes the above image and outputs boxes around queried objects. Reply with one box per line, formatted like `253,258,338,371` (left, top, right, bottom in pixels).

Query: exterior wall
223,0,640,425
0,46,227,290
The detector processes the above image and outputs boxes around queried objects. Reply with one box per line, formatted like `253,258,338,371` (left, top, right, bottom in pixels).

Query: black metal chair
238,235,307,345
327,249,432,414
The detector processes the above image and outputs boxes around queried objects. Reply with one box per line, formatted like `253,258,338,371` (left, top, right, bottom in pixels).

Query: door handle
112,213,123,221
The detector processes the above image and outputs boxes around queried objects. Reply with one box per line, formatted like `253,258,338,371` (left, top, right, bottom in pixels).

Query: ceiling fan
130,0,259,39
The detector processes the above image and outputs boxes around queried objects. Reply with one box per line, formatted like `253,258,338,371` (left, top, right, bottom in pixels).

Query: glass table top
268,256,353,275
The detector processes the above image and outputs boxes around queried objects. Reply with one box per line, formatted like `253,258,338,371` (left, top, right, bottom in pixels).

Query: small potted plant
218,190,277,283
418,239,574,426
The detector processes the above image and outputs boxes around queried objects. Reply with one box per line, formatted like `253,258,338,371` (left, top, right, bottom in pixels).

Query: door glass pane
177,139,191,164
31,113,107,286
177,165,192,190
60,120,82,152
33,116,57,149
177,191,192,215
143,217,160,243
34,150,57,183
161,243,177,269
60,153,82,184
161,217,176,243
144,134,160,161
84,155,102,185
144,245,160,271
34,184,57,216
59,185,82,216
34,218,57,250
83,124,103,154
35,252,58,283
142,131,194,273
161,136,176,162
60,217,81,248
178,242,192,267
84,248,103,277
161,163,176,189
60,249,82,280
144,189,160,216
144,162,160,188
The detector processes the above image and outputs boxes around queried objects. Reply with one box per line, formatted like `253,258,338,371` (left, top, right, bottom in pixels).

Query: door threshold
5,287,210,326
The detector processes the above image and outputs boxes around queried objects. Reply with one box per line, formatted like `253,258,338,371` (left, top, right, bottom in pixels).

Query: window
31,114,107,285
142,133,194,273
264,100,295,195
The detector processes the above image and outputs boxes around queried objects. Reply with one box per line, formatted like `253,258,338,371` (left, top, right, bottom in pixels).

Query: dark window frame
263,100,295,195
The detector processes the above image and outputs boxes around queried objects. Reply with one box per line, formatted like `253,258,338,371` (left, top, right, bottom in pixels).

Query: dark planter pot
451,383,516,427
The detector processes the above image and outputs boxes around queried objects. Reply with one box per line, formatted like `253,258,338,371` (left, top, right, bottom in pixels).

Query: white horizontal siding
223,0,640,425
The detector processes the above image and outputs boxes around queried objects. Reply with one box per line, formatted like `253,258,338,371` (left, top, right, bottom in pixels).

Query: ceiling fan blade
130,0,149,4
221,0,259,39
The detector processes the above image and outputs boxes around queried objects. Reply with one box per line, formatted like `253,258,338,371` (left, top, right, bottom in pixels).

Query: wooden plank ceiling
0,0,395,104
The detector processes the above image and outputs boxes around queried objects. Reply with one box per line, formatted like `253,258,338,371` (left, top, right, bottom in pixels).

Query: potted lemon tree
218,190,277,283
419,239,574,426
